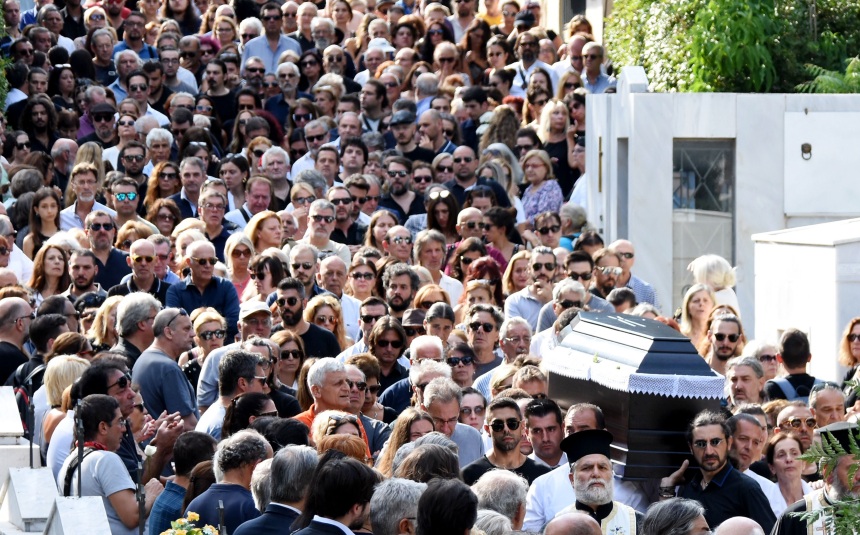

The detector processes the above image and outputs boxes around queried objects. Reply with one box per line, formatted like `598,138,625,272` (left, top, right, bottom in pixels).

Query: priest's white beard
574,475,614,506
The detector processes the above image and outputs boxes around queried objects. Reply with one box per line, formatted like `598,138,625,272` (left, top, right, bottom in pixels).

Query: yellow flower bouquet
160,512,220,535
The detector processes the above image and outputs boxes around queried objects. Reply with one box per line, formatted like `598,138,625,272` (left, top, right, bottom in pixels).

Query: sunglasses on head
489,418,521,432
199,329,226,340
469,321,494,333
713,333,740,342
429,190,451,201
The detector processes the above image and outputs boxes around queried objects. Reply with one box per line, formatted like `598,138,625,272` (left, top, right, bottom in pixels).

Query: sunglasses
438,57,455,63
489,418,521,432
16,141,31,150
346,379,367,391
114,192,138,201
294,195,316,206
568,271,593,281
436,165,453,173
460,406,484,416
107,373,132,391
331,197,353,206
758,354,777,362
351,271,374,280
129,84,148,92
291,262,313,271
311,215,335,223
92,114,114,122
277,296,301,307
781,417,817,429
262,14,282,20
305,133,326,143
196,105,213,112
597,266,622,276
692,438,724,449
537,225,561,235
0,247,9,255
131,255,153,264
117,120,136,127
447,355,474,366
294,113,314,122
231,249,252,259
391,236,413,245
848,334,860,342
403,327,425,337
88,223,115,231
246,67,265,74
465,221,486,230
713,333,740,343
375,339,404,349
414,175,433,184
367,384,381,395
453,157,474,163
558,299,582,309
242,33,258,39
280,349,304,360
532,262,557,271
191,257,218,266
360,314,383,323
300,60,319,67
469,322,494,333
199,329,226,340
388,170,409,178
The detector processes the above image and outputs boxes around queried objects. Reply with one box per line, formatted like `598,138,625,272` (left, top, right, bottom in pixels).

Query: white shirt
8,244,34,284
506,60,559,98
743,468,811,518
438,273,463,306
288,152,315,181
312,515,353,535
529,451,569,470
340,292,361,342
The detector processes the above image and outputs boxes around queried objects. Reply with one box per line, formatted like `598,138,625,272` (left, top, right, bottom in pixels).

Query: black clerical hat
560,429,613,464
819,422,860,452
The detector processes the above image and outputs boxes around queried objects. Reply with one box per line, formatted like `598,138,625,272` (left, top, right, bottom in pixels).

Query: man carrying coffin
554,429,641,534
772,422,860,535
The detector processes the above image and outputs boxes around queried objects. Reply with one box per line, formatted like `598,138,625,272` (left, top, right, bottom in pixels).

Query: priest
772,422,860,535
555,429,642,534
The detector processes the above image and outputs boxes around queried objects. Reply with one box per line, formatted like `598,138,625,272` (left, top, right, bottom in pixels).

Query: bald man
0,297,34,382
316,255,360,341
0,268,18,288
714,516,765,535
108,239,171,305
165,241,240,341
545,512,602,535
608,239,660,310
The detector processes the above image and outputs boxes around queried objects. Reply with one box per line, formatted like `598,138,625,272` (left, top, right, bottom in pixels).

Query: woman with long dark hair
447,238,487,282
297,49,323,92
161,0,200,35
222,392,276,439
48,66,76,111
426,189,461,244
27,245,71,305
459,19,492,85
23,187,61,260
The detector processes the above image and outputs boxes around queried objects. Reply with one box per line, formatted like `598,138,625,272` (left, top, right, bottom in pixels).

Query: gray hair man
726,356,766,407
472,470,529,530
132,306,199,431
370,478,428,535
420,377,484,466
112,292,161,366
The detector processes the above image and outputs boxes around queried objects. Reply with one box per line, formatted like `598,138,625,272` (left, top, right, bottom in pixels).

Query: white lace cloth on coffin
543,345,725,399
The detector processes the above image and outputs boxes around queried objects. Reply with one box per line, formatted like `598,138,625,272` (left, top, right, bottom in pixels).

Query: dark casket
544,311,723,480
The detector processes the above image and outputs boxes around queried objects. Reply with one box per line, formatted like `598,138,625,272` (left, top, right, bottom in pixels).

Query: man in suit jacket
234,445,319,535
290,453,381,535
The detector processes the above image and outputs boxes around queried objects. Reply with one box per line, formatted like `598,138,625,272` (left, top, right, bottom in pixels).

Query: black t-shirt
0,342,30,385
94,62,118,86
300,323,341,359
270,388,302,418
461,455,551,486
764,373,818,401
544,138,579,199
208,90,238,124
401,146,437,164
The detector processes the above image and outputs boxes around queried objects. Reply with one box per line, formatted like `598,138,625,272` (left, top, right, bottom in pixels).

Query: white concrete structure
586,69,860,344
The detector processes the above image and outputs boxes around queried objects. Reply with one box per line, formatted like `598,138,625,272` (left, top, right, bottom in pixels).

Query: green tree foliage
604,0,860,93
796,57,860,93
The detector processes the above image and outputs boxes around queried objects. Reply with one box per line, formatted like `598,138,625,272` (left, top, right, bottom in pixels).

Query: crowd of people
1,0,859,533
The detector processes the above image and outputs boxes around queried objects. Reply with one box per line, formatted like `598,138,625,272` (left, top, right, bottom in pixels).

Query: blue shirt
625,274,660,311
241,35,302,74
60,201,116,231
148,481,186,535
582,72,617,94
113,41,159,60
94,248,132,291
185,484,260,534
166,275,241,342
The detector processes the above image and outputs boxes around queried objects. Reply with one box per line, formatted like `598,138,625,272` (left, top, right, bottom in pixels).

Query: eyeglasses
331,197,353,206
107,373,131,391
453,157,474,163
191,257,218,266
351,271,374,280
537,225,561,235
280,349,304,360
375,339,404,349
131,255,153,264
203,203,226,211
346,379,367,391
447,355,474,366
692,437,724,449
277,296,300,307
311,215,335,224
199,329,226,340
489,418,521,432
532,262,557,272
360,314,383,323
166,308,188,328
403,326,425,337
231,249,252,259
781,417,817,429
558,299,582,309
469,322,494,333
436,165,453,173
388,170,409,178
568,271,593,281
713,333,740,343
503,336,531,345
114,192,139,202
11,311,36,325
597,266,622,276
88,223,115,231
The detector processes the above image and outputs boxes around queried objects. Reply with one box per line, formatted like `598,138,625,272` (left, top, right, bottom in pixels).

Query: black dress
544,138,579,199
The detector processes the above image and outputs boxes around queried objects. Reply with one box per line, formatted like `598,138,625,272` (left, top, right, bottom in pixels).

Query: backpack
772,376,824,404
13,364,46,440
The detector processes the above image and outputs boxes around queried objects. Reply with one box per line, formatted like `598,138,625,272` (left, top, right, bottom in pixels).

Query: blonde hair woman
41,355,90,452
502,250,531,297
224,233,256,298
679,283,716,350
244,210,283,253
87,295,124,353
304,295,352,351
688,254,740,315
520,149,563,223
